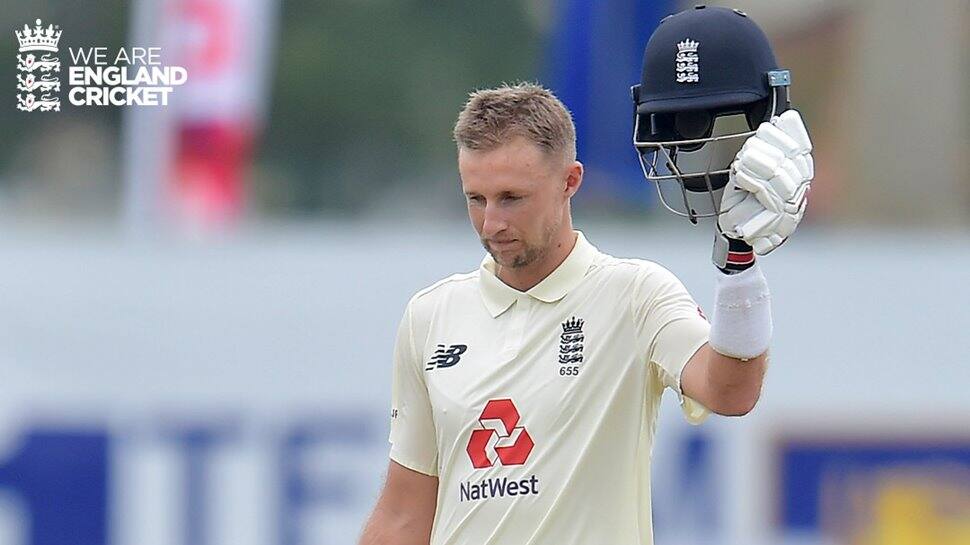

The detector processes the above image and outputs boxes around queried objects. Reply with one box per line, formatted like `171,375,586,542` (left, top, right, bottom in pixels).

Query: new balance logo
426,344,467,371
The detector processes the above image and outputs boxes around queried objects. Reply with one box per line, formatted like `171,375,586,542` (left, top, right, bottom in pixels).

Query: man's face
459,137,571,269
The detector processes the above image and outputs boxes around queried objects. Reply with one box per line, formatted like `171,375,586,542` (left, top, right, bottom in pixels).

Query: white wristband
709,262,772,360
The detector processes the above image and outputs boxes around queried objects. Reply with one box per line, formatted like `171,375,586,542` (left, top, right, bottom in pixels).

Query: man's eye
503,195,521,202
467,196,484,204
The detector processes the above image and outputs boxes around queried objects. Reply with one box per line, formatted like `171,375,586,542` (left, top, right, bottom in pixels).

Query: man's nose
481,203,508,238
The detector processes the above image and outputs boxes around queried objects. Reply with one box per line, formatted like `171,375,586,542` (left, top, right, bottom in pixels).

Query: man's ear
564,160,583,198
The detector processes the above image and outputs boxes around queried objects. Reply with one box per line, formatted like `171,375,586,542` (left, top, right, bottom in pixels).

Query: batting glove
717,109,813,255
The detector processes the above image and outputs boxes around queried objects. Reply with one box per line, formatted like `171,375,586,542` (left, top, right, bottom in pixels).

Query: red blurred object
171,122,253,225
124,0,276,232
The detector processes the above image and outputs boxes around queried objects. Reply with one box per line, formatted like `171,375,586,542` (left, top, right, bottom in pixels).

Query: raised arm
680,109,813,416
681,342,766,416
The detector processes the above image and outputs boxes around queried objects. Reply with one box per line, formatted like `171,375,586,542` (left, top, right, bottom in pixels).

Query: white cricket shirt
388,231,711,545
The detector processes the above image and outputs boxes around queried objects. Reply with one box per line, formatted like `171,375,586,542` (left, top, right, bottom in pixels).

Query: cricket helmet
631,5,792,223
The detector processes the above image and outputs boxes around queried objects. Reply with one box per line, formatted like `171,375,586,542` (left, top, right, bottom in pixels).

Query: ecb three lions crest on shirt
389,232,710,545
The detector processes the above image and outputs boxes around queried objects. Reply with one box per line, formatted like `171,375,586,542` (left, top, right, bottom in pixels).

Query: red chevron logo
466,398,534,469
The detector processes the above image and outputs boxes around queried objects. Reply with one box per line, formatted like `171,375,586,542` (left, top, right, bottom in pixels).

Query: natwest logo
466,398,534,469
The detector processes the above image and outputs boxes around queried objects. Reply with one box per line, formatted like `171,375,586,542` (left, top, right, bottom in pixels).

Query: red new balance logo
466,398,534,469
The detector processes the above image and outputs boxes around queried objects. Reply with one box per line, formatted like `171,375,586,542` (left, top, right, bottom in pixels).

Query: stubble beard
486,215,561,270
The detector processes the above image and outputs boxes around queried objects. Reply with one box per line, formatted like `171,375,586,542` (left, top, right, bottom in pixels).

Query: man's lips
488,239,518,248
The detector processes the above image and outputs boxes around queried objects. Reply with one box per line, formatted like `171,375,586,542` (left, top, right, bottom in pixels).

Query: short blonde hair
453,82,576,162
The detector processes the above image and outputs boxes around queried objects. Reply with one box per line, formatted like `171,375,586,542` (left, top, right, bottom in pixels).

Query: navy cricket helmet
631,5,792,223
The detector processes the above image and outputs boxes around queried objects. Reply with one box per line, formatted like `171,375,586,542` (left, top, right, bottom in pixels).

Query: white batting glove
717,109,813,255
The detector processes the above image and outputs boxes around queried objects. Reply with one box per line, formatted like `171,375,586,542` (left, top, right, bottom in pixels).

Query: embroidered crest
558,317,585,366
676,38,699,83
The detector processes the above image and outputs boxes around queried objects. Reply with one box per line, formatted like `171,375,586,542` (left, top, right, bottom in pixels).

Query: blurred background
1,1,968,544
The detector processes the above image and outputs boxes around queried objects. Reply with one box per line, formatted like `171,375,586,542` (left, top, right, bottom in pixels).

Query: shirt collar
478,230,598,318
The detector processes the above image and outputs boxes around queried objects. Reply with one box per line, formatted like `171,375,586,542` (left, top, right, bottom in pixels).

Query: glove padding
717,109,813,255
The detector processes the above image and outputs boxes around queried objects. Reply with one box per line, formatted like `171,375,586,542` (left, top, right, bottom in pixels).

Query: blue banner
546,0,676,212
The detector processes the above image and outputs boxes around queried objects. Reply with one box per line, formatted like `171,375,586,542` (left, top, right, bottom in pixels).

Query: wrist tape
713,230,756,274
709,262,772,360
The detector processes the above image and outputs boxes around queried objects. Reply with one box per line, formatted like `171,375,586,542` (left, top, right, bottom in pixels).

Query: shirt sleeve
387,298,439,475
632,264,712,425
